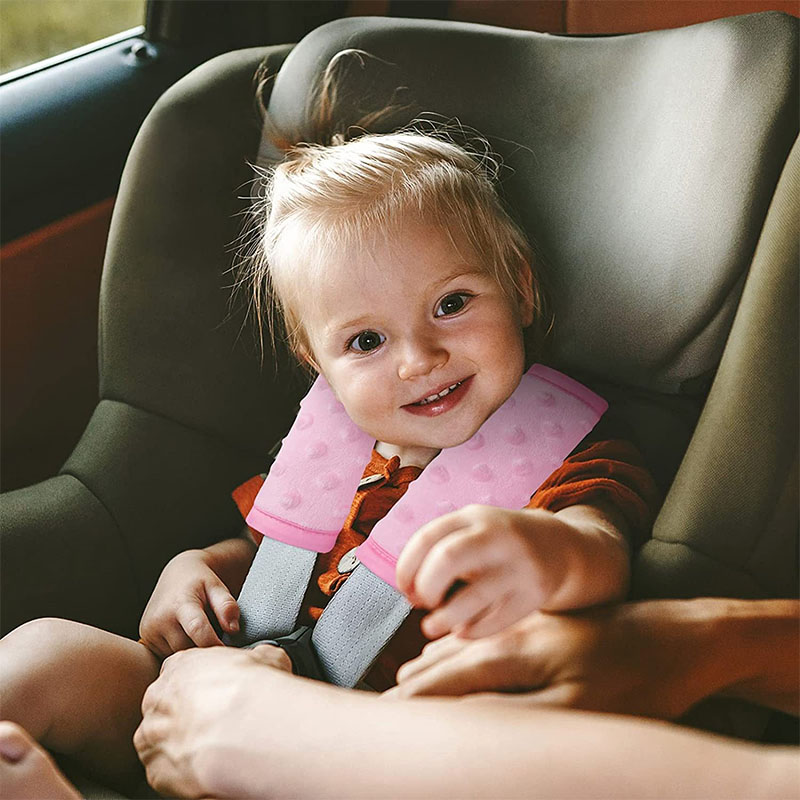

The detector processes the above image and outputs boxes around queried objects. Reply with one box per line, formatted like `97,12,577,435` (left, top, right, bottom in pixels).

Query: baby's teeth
419,382,461,405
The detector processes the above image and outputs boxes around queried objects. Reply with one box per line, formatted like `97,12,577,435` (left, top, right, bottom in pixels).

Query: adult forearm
199,671,795,800
705,598,799,715
612,597,800,718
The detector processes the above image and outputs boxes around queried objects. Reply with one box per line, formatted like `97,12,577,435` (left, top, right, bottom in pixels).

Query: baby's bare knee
1,618,94,669
2,617,153,682
0,721,82,800
0,618,158,748
0,619,89,735
4,616,80,642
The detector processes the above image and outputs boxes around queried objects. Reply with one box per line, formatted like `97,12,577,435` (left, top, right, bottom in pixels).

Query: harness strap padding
245,375,375,553
356,364,608,588
235,375,374,643
234,364,607,688
232,539,317,643
311,564,412,687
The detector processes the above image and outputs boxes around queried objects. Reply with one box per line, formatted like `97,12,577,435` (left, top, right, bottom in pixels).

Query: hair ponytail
255,48,415,152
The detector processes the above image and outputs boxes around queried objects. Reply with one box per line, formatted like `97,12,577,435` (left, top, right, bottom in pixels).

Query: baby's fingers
412,528,500,609
395,511,468,600
175,602,222,649
140,633,173,660
162,625,195,655
421,574,510,639
204,580,240,636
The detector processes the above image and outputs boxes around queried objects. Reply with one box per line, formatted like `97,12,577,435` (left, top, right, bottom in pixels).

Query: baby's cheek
343,398,387,440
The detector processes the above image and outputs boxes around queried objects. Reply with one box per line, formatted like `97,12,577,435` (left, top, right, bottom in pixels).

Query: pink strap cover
356,364,608,587
245,376,375,553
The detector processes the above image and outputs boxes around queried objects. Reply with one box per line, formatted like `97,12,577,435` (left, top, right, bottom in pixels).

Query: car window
0,0,146,76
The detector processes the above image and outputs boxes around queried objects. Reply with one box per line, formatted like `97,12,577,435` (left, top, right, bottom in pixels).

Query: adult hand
139,549,242,657
134,644,292,798
390,600,719,720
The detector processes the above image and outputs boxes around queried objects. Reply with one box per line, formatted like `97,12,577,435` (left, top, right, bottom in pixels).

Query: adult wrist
708,598,799,711
666,598,779,706
198,668,310,799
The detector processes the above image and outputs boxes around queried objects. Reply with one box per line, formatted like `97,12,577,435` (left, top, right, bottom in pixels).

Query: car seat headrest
261,13,798,396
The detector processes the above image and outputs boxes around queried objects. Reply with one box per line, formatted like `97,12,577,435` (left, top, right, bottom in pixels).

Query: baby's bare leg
0,618,161,787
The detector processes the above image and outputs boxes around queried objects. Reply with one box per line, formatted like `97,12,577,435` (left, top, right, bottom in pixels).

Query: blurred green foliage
0,0,146,75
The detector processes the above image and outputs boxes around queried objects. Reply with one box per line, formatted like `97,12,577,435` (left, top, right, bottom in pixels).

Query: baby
0,79,657,799
230,129,647,676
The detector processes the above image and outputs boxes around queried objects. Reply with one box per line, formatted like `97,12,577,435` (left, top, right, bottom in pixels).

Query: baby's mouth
410,379,466,406
402,376,476,413
402,376,474,417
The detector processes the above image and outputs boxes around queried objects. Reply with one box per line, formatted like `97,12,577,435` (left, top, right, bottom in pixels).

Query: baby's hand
396,505,574,640
139,549,240,657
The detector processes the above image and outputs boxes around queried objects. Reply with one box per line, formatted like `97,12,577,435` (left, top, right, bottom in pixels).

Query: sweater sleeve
527,439,660,550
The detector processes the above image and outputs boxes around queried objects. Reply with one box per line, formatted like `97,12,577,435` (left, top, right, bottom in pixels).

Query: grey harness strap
311,565,412,687
234,544,411,687
232,476,409,686
235,538,317,643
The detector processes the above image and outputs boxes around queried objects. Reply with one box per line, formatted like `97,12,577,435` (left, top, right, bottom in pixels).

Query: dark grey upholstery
1,45,296,638
0,13,797,758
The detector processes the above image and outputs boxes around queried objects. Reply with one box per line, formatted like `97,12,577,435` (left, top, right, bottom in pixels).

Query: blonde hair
242,52,550,370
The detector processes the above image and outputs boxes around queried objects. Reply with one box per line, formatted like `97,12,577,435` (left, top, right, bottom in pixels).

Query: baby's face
300,219,532,465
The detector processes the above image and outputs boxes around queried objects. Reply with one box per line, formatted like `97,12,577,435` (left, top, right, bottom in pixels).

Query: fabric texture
634,133,800,600
232,437,659,689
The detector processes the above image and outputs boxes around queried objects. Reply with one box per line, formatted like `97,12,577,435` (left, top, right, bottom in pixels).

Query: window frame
0,0,356,244
0,25,147,86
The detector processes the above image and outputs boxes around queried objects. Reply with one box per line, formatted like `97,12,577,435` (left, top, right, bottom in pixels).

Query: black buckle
246,625,326,682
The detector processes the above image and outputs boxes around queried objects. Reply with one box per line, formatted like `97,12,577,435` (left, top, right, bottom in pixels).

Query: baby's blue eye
349,330,385,352
436,293,470,317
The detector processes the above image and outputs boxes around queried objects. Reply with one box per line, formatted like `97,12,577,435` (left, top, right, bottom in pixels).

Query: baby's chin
438,405,509,449
373,440,439,469
375,420,494,467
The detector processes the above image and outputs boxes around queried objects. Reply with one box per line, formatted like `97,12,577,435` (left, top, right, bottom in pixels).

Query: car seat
1,8,797,771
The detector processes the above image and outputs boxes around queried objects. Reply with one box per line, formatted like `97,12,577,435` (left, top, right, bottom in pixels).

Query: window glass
0,0,146,76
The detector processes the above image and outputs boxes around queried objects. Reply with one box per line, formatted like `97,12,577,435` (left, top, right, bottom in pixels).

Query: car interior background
1,1,797,796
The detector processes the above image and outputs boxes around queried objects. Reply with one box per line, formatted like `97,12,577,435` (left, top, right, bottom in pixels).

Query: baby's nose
397,336,448,381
